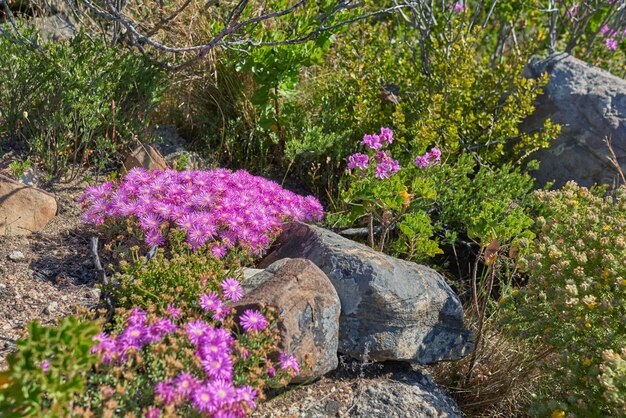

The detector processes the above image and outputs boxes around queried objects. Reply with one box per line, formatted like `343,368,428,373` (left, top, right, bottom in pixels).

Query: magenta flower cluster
359,127,394,150
348,128,400,179
453,1,466,13
91,308,178,364
600,23,623,51
92,288,299,417
414,148,442,168
79,168,324,254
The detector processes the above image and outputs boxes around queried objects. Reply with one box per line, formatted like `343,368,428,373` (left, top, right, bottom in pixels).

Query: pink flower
239,309,268,333
601,24,611,35
201,352,233,380
360,134,383,149
185,320,212,345
427,147,442,161
164,304,181,319
453,1,466,12
373,151,400,179
379,127,394,144
347,153,370,170
40,360,51,372
191,383,215,413
278,353,300,374
566,4,578,19
155,382,176,405
415,147,442,168
211,245,227,259
220,278,244,302
606,38,619,51
145,407,161,418
236,385,258,410
199,292,221,312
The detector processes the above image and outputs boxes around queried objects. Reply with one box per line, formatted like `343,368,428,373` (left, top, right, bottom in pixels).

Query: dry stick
90,236,114,316
465,258,496,383
604,136,626,186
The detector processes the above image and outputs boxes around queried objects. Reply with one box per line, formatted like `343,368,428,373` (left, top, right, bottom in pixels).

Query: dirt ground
0,176,101,370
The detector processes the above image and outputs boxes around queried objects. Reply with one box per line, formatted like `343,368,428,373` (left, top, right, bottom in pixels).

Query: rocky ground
0,176,101,370
255,361,460,418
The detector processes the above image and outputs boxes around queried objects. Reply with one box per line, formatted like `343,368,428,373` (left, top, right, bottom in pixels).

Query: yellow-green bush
503,183,626,417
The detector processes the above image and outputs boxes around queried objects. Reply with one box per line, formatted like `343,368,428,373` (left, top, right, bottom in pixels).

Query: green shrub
0,29,166,177
284,20,558,193
110,236,237,312
0,316,101,417
503,183,626,416
331,134,536,263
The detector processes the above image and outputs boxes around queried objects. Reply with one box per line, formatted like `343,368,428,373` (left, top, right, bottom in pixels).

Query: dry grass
430,310,553,418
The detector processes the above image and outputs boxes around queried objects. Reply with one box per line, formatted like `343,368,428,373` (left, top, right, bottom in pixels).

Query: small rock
123,144,168,172
8,251,25,262
238,258,341,383
87,288,101,300
45,301,58,314
0,175,57,236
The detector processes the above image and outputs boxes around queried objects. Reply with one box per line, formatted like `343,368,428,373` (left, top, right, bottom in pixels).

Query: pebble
8,251,25,262
87,288,101,300
44,301,58,314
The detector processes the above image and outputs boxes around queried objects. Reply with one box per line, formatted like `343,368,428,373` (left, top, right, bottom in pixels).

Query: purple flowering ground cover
79,167,324,255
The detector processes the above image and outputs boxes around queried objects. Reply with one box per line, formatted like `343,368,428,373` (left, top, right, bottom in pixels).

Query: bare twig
604,136,626,186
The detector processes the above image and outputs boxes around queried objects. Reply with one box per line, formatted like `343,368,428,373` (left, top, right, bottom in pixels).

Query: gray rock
259,222,473,364
30,14,77,41
523,52,626,188
352,369,461,418
237,258,341,382
8,251,25,262
44,301,58,314
254,363,461,418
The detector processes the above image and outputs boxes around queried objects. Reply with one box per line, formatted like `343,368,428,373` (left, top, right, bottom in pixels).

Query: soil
0,175,102,370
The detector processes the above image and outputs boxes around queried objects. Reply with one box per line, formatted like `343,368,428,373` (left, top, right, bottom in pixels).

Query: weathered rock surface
123,144,168,171
523,52,626,188
237,258,340,382
31,13,76,41
259,222,473,364
253,362,461,418
0,175,57,236
351,369,461,417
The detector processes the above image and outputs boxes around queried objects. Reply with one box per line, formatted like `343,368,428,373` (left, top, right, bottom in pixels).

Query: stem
465,263,496,383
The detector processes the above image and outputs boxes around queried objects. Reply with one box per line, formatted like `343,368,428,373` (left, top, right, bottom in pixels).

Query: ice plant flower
239,309,268,332
347,153,369,170
80,168,324,254
278,353,300,374
199,292,221,312
164,304,181,319
220,278,244,302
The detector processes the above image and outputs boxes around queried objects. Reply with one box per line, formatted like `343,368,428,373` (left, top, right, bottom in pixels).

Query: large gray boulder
523,52,626,188
259,222,473,364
